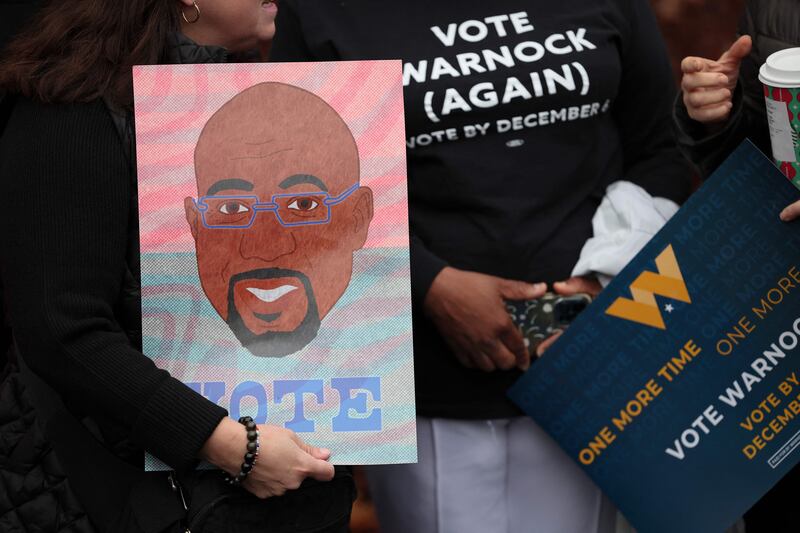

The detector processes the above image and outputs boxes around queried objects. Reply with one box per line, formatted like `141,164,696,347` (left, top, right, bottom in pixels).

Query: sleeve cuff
673,84,746,177
132,376,228,470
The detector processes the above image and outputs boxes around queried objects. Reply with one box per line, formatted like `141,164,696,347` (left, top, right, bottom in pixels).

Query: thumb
497,279,547,301
553,276,599,297
719,35,752,64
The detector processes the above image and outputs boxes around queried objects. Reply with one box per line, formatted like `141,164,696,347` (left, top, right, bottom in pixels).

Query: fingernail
320,448,331,455
780,210,789,221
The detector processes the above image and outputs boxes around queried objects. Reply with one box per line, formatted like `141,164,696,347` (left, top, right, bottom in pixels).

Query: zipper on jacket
168,471,193,533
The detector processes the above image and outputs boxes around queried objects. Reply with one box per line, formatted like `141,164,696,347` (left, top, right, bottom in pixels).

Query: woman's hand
425,267,546,372
781,200,800,222
680,35,752,124
201,417,335,499
535,276,603,357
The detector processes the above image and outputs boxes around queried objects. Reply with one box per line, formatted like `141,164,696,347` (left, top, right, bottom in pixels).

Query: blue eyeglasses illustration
194,182,360,229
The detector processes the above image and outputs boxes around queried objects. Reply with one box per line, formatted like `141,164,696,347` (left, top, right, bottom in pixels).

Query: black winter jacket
673,0,800,177
0,34,354,533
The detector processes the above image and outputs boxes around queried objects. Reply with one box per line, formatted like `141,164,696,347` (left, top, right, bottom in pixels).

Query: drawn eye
218,201,250,215
288,198,319,211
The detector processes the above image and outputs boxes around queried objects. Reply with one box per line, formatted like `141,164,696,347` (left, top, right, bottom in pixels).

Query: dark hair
0,0,180,107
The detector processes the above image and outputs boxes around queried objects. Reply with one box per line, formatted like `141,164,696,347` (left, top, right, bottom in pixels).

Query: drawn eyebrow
207,178,254,196
229,148,293,161
278,174,329,192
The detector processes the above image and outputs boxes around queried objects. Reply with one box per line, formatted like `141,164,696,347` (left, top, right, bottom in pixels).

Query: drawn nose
238,213,297,262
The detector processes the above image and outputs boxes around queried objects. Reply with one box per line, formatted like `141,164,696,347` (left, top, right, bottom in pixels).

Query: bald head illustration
184,82,374,357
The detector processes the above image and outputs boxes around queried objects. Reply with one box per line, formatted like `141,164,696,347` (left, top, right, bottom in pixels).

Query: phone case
505,292,592,356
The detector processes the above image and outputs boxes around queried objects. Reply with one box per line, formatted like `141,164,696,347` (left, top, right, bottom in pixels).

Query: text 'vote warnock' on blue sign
509,141,800,533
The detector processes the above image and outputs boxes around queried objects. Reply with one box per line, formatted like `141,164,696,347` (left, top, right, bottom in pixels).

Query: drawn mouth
246,285,297,303
231,273,309,334
225,268,321,355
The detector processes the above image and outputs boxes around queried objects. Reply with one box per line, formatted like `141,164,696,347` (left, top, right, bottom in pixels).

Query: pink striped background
133,61,409,254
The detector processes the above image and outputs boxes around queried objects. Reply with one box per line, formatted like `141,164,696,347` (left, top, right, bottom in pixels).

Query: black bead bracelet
224,416,260,486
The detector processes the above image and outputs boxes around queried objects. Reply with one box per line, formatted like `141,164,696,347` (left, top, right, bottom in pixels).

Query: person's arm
672,2,766,178
613,0,692,203
0,99,337,494
0,100,225,469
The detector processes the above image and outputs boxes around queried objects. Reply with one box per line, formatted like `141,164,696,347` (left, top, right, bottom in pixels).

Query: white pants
365,416,617,533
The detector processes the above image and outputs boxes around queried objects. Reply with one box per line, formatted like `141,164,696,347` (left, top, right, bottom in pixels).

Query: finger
486,339,518,371
719,35,752,64
471,350,497,372
498,323,529,370
498,280,547,301
445,340,475,368
780,200,800,222
680,56,713,75
553,277,600,297
689,102,733,123
304,456,336,482
293,436,332,461
307,445,332,461
685,88,731,109
457,352,475,369
681,72,729,92
536,330,563,358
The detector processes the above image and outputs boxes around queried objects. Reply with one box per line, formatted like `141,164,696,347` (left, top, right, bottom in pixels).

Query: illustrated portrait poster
132,61,415,468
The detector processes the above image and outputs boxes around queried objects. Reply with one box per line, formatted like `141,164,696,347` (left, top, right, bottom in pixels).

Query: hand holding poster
509,141,800,533
133,61,416,468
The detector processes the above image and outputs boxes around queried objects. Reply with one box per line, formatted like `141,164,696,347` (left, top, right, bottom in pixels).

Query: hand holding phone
505,292,592,357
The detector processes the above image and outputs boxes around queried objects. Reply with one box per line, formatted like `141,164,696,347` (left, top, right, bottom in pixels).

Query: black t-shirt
271,0,691,418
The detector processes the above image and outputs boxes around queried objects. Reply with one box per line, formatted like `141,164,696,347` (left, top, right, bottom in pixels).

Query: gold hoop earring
182,2,201,24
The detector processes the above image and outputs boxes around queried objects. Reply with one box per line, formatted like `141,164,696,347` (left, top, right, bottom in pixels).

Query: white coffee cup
759,48,800,182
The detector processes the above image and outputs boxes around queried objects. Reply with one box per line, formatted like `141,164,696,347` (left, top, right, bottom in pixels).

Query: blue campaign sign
509,141,800,533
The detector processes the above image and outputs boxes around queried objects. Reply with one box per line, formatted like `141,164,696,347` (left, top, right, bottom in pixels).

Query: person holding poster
674,0,800,529
0,1,355,532
271,2,691,532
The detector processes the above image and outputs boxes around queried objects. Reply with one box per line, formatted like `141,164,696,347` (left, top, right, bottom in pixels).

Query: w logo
605,245,691,329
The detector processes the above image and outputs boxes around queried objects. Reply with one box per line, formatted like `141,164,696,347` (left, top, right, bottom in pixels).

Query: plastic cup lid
760,48,800,88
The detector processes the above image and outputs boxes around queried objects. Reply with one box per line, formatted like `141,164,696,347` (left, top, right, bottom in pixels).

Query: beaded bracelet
224,416,260,486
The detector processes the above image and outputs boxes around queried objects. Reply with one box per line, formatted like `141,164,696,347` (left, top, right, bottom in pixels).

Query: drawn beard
226,268,321,357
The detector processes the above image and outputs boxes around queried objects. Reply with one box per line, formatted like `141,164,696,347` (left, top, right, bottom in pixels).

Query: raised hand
681,35,752,124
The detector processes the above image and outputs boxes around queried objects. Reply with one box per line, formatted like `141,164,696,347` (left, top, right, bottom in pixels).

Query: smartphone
505,292,592,356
